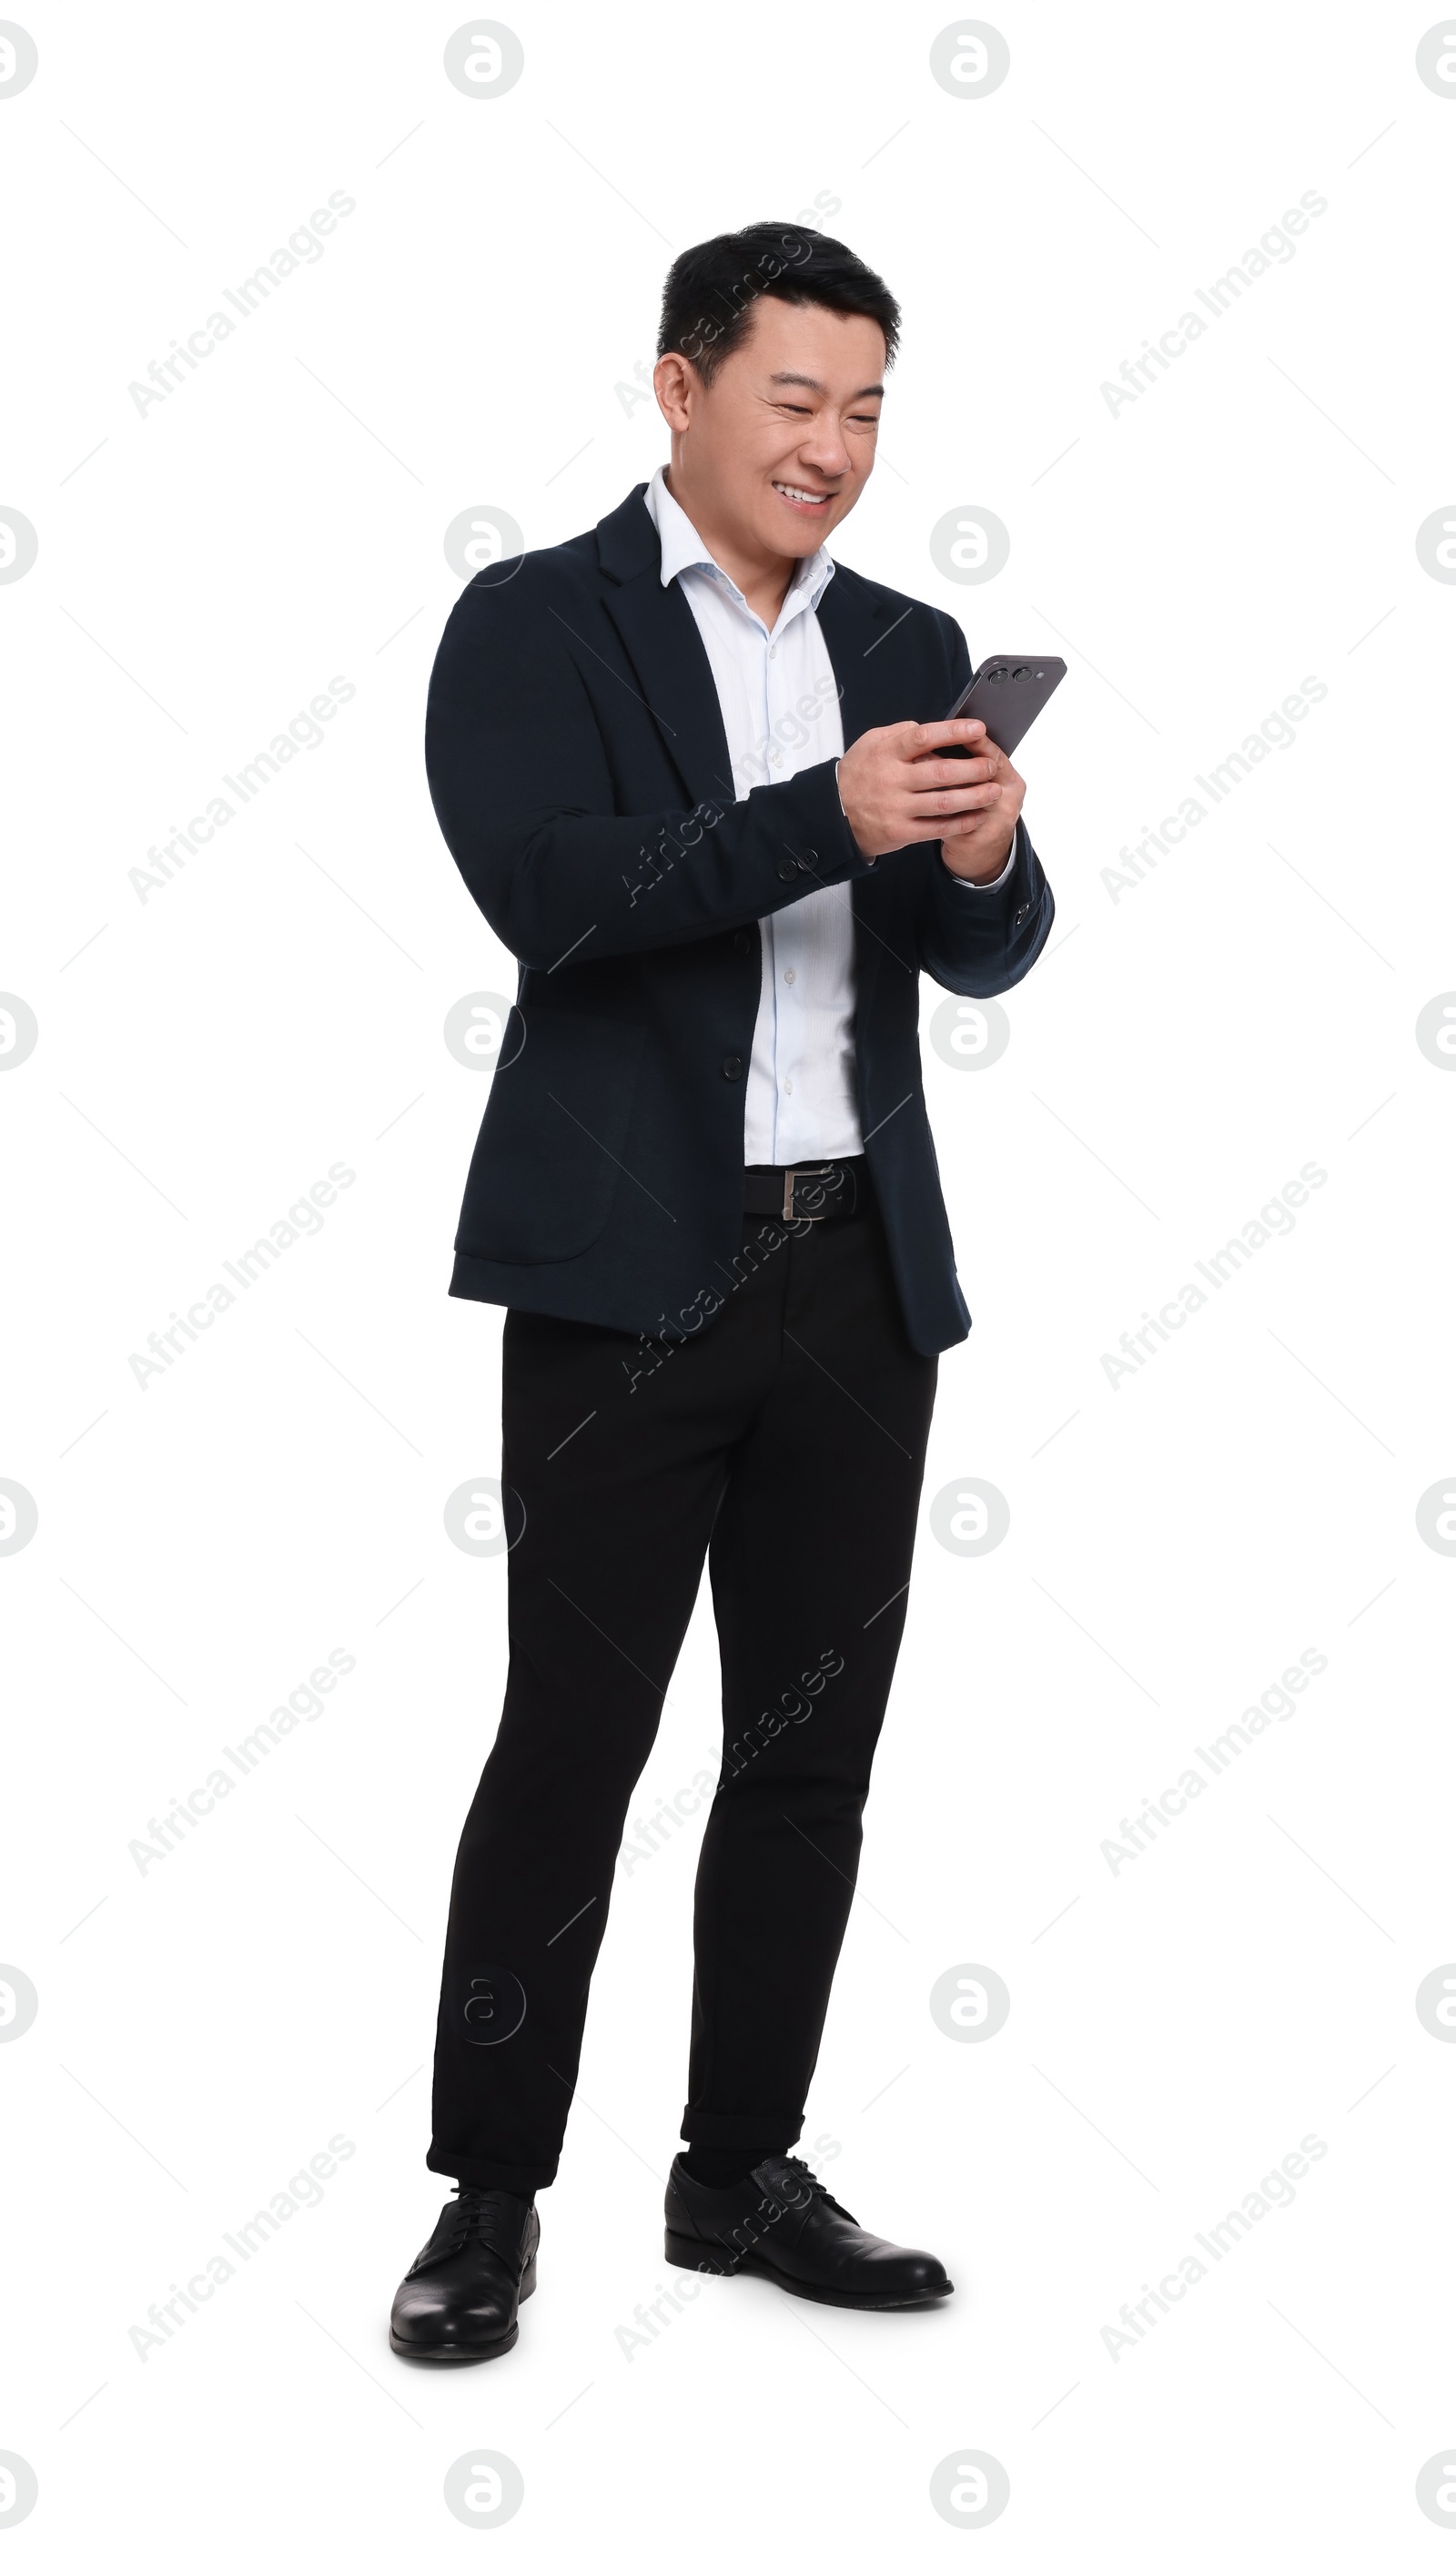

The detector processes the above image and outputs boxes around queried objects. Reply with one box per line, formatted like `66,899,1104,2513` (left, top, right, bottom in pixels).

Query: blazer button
1014,904,1030,925
722,1054,743,1080
733,931,752,955
776,859,797,880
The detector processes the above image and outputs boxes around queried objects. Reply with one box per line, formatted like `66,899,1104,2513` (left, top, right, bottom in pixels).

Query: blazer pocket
454,1007,648,1265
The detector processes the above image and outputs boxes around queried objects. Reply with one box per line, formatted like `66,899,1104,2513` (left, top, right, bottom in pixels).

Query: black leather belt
742,1159,861,1222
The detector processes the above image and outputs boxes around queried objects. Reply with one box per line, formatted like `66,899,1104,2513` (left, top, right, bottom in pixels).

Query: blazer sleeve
425,564,875,971
911,615,1056,996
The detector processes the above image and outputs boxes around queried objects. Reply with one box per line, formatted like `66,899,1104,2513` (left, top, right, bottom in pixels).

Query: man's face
656,295,885,561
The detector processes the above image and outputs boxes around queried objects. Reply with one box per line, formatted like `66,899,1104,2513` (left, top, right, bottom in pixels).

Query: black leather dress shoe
389,2186,539,2362
664,2153,952,2309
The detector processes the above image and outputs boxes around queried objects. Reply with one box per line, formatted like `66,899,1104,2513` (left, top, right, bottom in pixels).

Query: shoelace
413,2184,523,2269
451,2185,523,2246
763,2155,834,2207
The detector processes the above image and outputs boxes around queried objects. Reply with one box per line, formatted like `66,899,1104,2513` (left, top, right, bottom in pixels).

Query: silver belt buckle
784,1168,832,1222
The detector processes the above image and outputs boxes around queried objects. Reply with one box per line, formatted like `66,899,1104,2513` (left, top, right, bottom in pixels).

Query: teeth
774,483,828,506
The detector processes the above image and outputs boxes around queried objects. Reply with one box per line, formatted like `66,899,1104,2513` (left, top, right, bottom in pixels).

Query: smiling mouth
772,481,832,511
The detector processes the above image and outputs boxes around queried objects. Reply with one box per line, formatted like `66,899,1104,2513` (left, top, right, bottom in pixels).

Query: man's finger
902,718,986,756
910,784,1003,818
906,754,998,790
939,808,1001,836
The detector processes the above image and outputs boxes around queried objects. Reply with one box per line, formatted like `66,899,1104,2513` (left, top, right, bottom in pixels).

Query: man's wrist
941,828,1017,889
834,756,854,836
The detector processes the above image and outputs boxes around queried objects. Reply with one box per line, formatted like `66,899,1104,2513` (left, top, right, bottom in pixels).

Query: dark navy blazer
425,482,1055,1356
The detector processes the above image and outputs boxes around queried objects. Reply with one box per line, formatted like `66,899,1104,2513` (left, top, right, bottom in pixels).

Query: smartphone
938,654,1067,758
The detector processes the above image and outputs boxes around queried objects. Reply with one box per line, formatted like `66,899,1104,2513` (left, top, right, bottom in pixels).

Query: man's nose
795,430,850,479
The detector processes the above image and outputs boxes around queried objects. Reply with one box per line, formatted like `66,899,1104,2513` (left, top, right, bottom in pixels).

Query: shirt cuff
951,836,1017,890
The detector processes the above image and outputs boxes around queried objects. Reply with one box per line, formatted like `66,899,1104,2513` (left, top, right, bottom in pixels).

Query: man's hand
835,718,1026,882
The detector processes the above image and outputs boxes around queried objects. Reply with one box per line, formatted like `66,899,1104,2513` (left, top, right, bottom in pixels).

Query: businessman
389,221,1055,2360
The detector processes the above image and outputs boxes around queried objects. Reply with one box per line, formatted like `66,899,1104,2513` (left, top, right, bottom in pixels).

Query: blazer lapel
818,570,913,1024
595,487,734,809
816,566,903,752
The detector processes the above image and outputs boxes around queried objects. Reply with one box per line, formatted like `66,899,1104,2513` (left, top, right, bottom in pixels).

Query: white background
4,2,1455,2541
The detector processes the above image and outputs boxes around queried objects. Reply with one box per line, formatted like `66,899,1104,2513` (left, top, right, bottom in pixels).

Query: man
389,221,1054,2361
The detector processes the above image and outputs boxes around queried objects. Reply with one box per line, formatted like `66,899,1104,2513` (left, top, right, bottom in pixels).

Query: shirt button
722,1054,743,1081
770,749,784,766
784,967,795,984
769,643,778,658
784,1078,794,1094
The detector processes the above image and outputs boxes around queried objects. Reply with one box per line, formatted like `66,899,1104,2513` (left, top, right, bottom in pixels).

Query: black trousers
428,1176,939,2191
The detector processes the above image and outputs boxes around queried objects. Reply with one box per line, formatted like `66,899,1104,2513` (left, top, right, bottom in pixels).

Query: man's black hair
656,221,900,387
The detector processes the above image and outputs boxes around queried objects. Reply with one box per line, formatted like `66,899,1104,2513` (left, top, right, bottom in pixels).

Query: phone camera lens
1011,664,1031,682
986,665,1006,683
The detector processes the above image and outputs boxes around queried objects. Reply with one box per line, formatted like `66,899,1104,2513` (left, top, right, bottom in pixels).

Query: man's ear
653,351,698,433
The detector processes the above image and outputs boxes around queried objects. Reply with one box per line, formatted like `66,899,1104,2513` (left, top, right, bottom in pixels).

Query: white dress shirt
642,465,1012,1166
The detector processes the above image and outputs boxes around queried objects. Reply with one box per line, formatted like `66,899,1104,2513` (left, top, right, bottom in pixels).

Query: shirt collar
642,464,835,623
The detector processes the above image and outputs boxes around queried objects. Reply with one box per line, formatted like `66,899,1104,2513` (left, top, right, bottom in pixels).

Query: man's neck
662,466,796,632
